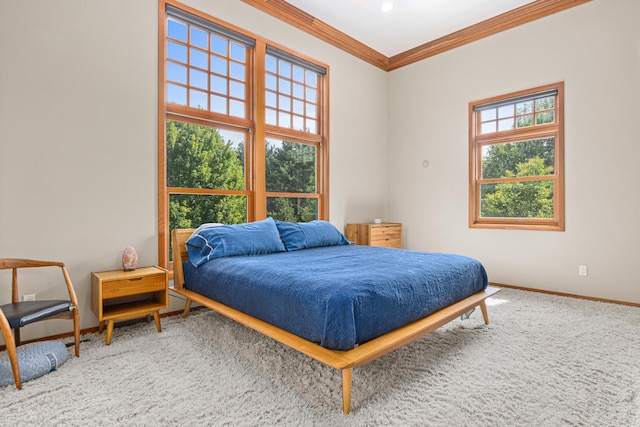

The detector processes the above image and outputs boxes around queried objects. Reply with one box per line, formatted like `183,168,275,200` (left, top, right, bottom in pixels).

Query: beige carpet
1,288,639,426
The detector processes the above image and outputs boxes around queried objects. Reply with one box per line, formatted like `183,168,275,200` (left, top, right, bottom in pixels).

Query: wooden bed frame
171,228,500,414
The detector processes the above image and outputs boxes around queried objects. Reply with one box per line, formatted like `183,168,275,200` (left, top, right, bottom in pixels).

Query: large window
159,1,329,268
469,82,564,231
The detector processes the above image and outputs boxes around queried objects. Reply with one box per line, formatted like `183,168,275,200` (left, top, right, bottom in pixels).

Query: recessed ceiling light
381,1,394,12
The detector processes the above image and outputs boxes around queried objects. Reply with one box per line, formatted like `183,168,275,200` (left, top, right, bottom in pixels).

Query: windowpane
230,43,246,62
498,105,513,119
516,101,534,114
481,121,496,134
210,94,227,114
190,48,207,69
279,78,291,95
190,68,208,90
536,111,555,125
168,19,187,42
266,108,277,125
166,120,245,190
190,27,208,49
305,71,317,87
306,119,317,133
230,81,245,100
266,91,277,108
167,83,187,105
536,96,555,111
278,111,291,128
167,63,187,84
229,100,245,118
516,114,533,128
480,109,496,121
481,137,555,179
211,75,227,95
189,89,207,109
266,55,277,73
211,55,227,75
267,197,318,222
168,41,187,63
498,118,513,131
211,35,227,55
480,181,554,219
229,62,245,80
170,193,247,233
292,115,304,131
266,139,316,193
279,95,291,112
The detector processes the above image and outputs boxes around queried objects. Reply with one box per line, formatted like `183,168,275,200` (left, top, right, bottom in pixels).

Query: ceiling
285,0,535,58
241,0,591,71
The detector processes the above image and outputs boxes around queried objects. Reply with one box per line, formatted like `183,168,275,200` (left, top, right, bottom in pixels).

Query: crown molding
242,0,591,72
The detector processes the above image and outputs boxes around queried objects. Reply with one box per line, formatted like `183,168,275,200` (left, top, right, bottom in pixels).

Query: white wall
388,0,640,303
0,0,389,341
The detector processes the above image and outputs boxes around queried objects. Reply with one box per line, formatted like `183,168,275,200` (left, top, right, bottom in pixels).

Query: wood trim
158,0,169,268
490,282,640,308
241,0,591,72
241,0,389,70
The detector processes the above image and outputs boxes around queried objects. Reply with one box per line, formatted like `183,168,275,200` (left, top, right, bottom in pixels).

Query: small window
469,82,564,231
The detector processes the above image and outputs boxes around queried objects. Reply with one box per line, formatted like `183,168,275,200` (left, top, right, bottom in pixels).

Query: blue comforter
183,245,487,350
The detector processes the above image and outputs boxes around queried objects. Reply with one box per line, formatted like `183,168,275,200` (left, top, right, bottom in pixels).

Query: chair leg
13,327,21,347
73,308,80,357
0,311,22,389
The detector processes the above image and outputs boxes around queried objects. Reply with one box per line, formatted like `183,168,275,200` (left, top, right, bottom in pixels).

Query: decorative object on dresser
345,222,402,248
91,266,168,345
121,246,138,271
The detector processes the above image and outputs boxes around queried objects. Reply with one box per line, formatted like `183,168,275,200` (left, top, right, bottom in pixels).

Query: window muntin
265,53,320,134
166,16,248,117
159,1,329,269
469,83,564,230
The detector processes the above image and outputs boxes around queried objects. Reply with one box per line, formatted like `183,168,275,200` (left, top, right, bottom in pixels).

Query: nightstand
345,223,402,248
91,266,169,345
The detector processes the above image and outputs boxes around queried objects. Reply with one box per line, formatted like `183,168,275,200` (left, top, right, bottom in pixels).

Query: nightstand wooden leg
153,311,162,333
98,320,104,333
105,320,115,345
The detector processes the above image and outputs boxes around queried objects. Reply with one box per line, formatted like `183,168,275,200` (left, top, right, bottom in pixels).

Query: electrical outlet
578,265,588,277
23,293,36,301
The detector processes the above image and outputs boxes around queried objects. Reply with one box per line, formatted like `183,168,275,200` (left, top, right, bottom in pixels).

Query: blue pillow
275,220,351,251
186,218,286,267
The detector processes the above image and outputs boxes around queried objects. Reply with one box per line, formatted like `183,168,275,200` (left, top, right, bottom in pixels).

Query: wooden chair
0,259,80,389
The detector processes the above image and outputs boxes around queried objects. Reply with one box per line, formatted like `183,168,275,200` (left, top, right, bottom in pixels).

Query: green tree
265,140,317,222
166,121,246,230
482,157,554,218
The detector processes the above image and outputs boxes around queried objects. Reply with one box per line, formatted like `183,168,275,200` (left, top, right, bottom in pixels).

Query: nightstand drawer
370,226,401,240
102,274,166,299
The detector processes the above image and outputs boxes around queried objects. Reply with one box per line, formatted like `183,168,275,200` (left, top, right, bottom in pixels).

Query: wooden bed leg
182,298,192,318
480,300,489,324
342,367,353,414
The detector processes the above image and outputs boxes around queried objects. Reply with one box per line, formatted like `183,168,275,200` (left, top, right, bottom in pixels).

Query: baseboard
490,281,640,308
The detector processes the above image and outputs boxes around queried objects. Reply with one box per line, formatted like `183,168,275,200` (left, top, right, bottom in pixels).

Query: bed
171,219,499,413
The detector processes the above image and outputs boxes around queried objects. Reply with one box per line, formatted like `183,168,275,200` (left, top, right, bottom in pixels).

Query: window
469,82,564,231
159,1,329,268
